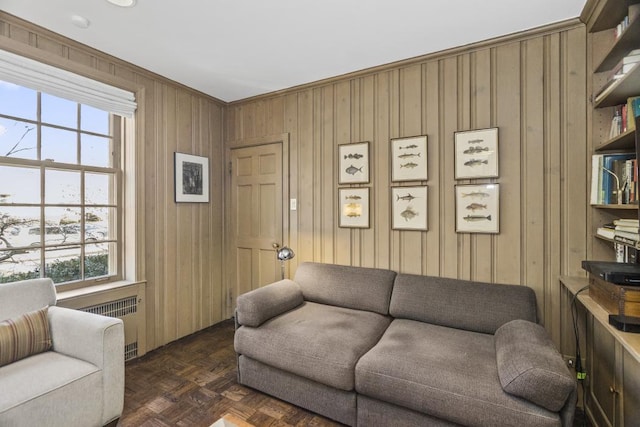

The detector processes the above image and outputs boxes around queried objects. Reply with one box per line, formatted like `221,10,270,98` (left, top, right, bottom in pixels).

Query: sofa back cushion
294,262,396,315
390,274,537,334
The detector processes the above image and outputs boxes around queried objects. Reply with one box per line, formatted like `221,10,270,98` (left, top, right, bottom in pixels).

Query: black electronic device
609,314,640,333
581,260,640,286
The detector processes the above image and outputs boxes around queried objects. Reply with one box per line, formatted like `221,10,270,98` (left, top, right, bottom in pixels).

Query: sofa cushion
495,319,575,412
0,306,52,367
294,262,396,315
356,319,561,427
0,351,102,426
235,301,391,390
236,280,303,327
390,274,537,334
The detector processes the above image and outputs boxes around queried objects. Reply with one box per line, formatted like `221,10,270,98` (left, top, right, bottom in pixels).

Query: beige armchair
0,278,124,427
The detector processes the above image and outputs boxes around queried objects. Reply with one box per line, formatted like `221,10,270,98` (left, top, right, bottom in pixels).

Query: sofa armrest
494,319,575,413
236,279,304,327
48,306,124,424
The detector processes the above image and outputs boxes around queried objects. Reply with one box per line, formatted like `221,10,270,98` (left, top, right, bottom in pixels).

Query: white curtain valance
0,49,137,118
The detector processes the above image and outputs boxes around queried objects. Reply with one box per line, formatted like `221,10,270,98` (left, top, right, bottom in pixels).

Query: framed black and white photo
454,128,499,179
339,187,370,228
339,142,370,184
392,186,428,231
391,135,428,182
175,152,209,203
455,184,499,233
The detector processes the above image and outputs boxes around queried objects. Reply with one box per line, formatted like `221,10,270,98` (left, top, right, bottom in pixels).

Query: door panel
230,143,283,310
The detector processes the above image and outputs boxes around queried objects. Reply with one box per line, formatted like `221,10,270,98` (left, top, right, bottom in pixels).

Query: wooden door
229,143,283,313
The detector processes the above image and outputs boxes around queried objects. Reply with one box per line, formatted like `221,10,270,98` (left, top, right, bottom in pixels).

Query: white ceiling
0,0,587,102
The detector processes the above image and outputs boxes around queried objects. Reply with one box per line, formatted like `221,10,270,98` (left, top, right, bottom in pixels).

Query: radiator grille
81,296,137,318
80,296,138,361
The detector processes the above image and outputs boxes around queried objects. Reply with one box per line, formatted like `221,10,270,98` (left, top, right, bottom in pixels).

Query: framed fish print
454,128,499,179
455,184,499,233
339,141,370,184
339,188,370,228
392,186,428,231
391,135,428,182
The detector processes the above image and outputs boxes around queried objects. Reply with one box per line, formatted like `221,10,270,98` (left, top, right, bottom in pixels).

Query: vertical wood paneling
0,13,226,352
224,23,587,348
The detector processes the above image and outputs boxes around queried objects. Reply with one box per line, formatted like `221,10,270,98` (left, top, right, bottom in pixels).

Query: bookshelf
587,0,640,262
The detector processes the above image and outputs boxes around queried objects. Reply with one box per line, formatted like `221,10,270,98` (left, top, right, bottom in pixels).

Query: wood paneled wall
0,12,225,351
225,22,588,348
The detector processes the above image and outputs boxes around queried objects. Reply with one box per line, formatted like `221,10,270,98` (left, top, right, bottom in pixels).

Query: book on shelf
597,226,616,240
591,153,636,205
614,218,640,226
616,229,640,240
614,234,640,249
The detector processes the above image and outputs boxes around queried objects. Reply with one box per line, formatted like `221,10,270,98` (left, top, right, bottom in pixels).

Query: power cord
571,284,589,427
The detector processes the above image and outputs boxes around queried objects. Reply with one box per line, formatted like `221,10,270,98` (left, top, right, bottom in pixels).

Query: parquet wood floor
118,320,342,427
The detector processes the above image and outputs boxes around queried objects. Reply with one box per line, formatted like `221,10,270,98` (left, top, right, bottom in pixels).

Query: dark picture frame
455,183,500,233
454,127,499,179
175,152,209,203
338,141,370,185
338,187,370,228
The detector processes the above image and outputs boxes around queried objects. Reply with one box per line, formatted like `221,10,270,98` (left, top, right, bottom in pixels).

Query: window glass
41,126,77,164
0,166,40,204
0,81,36,120
0,82,119,286
0,118,38,160
81,134,111,167
81,104,109,135
41,93,77,129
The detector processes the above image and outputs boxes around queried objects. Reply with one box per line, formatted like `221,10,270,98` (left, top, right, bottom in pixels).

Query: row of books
598,219,640,254
590,154,637,205
614,4,639,40
609,49,640,81
609,97,638,138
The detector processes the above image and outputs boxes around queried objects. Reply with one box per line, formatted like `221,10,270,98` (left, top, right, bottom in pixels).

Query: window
0,80,121,288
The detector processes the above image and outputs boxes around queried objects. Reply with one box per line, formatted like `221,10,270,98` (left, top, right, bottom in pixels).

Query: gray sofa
234,262,576,427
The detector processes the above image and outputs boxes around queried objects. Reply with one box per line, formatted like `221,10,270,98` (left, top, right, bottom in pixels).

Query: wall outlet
290,198,297,211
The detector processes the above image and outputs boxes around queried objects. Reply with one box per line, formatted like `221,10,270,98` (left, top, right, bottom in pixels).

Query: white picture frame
391,135,428,182
392,186,428,231
339,142,370,184
338,188,370,228
454,128,499,179
175,152,210,203
455,184,499,233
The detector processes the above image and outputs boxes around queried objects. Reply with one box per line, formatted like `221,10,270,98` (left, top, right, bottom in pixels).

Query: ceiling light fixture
106,0,137,7
71,15,90,29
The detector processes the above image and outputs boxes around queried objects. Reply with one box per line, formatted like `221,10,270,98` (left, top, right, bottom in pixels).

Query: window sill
56,279,145,303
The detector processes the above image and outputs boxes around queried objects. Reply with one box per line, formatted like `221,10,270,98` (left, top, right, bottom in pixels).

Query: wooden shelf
561,275,640,363
588,0,640,32
595,128,637,152
594,62,640,108
592,203,639,210
595,16,640,73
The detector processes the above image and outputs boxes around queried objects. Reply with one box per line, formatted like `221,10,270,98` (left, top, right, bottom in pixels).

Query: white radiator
80,296,139,361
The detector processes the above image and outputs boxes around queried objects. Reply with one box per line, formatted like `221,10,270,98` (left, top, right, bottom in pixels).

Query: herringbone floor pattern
118,319,341,427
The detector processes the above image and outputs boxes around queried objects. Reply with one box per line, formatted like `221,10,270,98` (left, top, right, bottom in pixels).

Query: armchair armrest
48,306,124,424
236,279,304,327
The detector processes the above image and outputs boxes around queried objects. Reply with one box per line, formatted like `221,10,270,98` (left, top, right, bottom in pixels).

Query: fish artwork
464,159,488,167
400,206,418,221
344,153,364,160
400,162,418,169
346,212,361,217
345,195,362,200
397,152,421,159
463,214,492,222
345,165,364,175
345,203,360,209
463,146,490,155
461,191,491,198
465,203,487,212
399,144,418,150
467,138,484,144
396,193,417,202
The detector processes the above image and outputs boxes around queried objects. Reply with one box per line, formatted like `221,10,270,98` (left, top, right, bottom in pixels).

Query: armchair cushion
0,306,52,367
495,319,575,412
